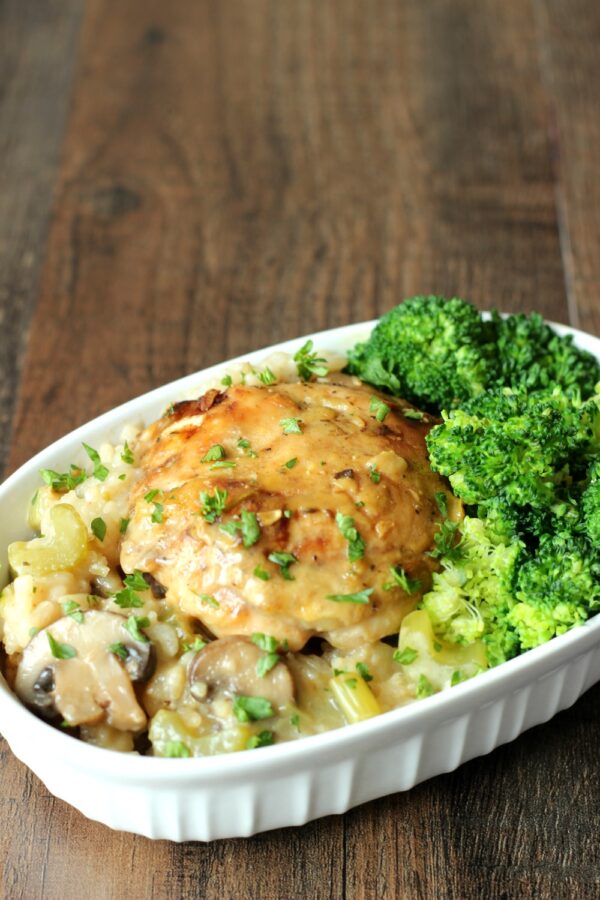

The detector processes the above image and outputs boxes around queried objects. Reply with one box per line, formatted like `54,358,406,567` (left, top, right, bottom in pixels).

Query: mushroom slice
189,636,294,709
15,610,156,732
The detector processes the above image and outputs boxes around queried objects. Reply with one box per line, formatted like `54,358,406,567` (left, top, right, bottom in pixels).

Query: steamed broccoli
510,531,600,649
348,296,600,669
421,516,600,665
421,517,522,666
346,296,497,412
582,459,600,546
492,311,600,398
348,296,600,415
426,386,600,514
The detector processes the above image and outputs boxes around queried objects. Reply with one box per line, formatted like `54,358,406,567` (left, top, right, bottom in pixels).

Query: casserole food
1,318,599,840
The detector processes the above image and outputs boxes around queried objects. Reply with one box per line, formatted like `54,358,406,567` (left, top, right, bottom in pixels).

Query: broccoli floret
582,459,600,546
509,532,600,649
426,386,600,511
421,517,522,666
492,311,600,398
347,296,497,412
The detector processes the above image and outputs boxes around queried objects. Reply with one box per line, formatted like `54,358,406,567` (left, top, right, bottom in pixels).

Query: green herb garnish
356,661,373,682
416,674,435,698
294,340,329,381
369,396,391,423
164,741,192,758
259,368,277,386
121,441,135,464
394,647,418,665
281,417,302,434
83,443,109,481
383,565,422,594
47,632,77,660
201,444,226,463
326,588,373,604
336,512,365,561
246,730,274,749
199,487,228,522
91,517,107,542
268,551,298,580
233,695,274,722
124,615,150,643
62,600,84,624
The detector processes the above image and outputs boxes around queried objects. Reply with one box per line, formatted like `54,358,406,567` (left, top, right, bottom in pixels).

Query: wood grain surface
1,2,599,898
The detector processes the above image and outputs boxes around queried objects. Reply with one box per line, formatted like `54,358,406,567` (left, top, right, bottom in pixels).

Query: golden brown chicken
121,377,460,651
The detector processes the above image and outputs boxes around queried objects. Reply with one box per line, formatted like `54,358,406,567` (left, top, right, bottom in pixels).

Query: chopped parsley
290,714,301,730
246,730,274,749
47,632,77,660
253,566,271,581
281,417,302,434
201,444,226,463
144,489,160,503
91,517,107,542
383,565,422,594
198,593,219,608
221,374,233,387
369,466,381,484
429,520,463,562
124,570,149,592
62,600,84,624
259,367,277,386
82,443,109,481
345,677,358,689
284,458,298,469
293,340,329,381
403,408,425,421
237,438,257,458
232,695,274,723
451,670,466,687
165,741,192,758
151,502,164,524
121,441,135,464
109,642,128,660
267,551,298,580
256,653,280,677
251,633,279,652
209,460,237,470
335,512,365,561
114,586,144,609
220,510,261,547
416,674,435,699
251,633,284,677
356,661,373,682
119,517,130,534
182,637,207,653
124,615,150,643
369,396,391,423
199,487,228,522
394,647,418,665
40,465,86,493
326,588,373,604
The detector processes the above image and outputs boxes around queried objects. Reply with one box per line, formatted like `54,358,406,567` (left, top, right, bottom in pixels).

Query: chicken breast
121,377,460,650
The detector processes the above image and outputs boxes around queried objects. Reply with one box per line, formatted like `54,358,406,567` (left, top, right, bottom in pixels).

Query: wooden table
1,2,599,897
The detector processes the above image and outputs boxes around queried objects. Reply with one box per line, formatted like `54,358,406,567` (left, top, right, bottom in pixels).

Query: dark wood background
1,1,599,897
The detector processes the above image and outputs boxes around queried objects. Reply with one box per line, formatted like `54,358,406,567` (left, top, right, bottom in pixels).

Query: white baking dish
1,319,599,842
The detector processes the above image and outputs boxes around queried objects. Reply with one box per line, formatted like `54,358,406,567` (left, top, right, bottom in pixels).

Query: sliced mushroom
189,636,294,709
15,610,156,731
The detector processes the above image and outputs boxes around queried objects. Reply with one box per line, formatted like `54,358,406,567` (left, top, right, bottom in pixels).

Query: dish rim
1,314,599,781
